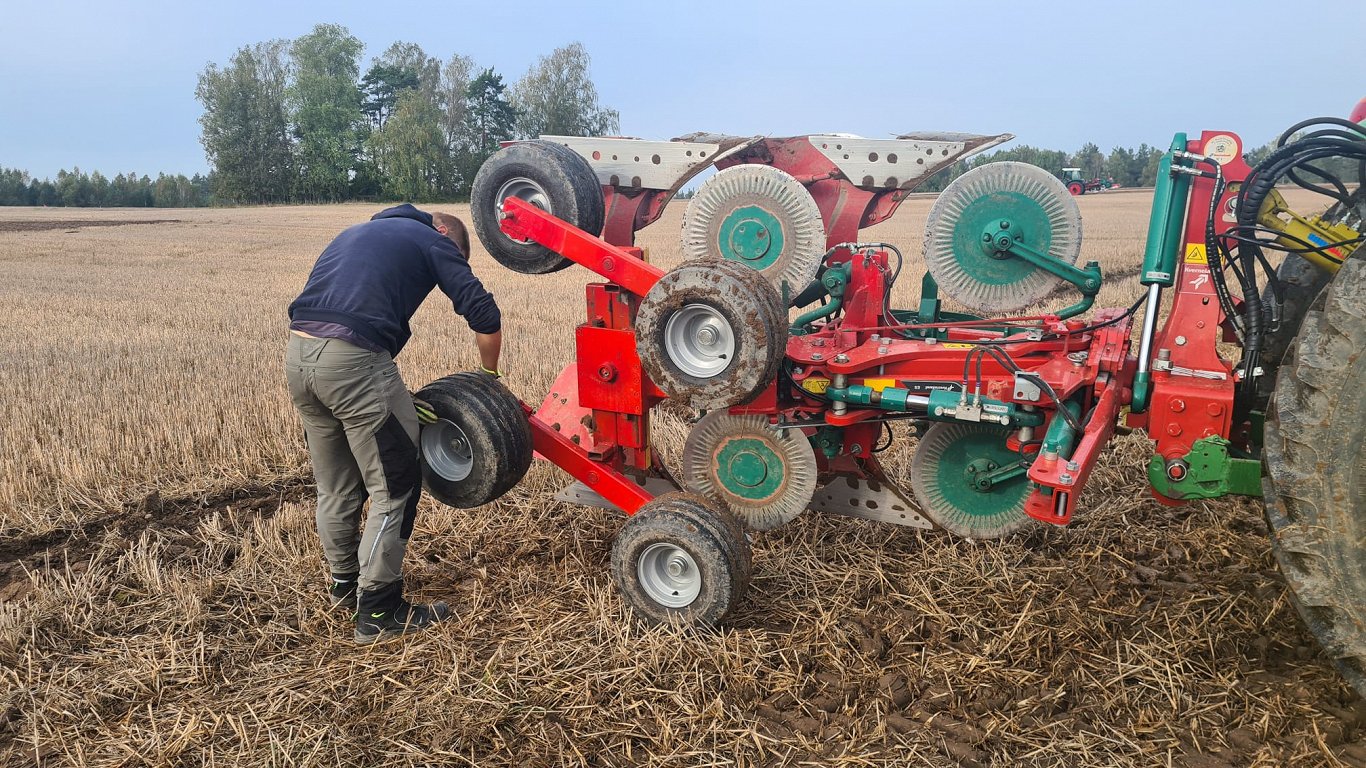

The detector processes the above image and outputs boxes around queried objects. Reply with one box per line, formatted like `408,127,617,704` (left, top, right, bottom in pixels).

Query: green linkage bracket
968,458,1028,492
810,425,844,459
791,262,851,333
1147,436,1262,500
984,218,1102,320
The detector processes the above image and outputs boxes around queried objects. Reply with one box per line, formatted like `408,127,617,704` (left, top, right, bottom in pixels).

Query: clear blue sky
2,0,1361,180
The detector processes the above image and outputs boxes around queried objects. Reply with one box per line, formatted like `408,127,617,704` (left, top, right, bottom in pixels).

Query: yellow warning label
801,377,831,394
861,378,897,392
1184,243,1208,264
941,343,976,350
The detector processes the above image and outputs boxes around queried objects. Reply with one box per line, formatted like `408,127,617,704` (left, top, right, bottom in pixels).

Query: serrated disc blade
682,165,825,293
923,161,1082,313
681,411,817,531
908,422,1034,540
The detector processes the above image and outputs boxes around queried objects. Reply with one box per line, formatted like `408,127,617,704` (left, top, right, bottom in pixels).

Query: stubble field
1,188,1363,767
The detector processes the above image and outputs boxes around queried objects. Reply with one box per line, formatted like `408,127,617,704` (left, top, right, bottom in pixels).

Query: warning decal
1184,243,1208,264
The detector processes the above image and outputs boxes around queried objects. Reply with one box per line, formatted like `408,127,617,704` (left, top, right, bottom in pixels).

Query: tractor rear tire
416,372,532,508
635,258,786,409
1264,254,1366,698
1067,181,1084,196
470,140,604,274
610,493,752,627
1253,253,1335,413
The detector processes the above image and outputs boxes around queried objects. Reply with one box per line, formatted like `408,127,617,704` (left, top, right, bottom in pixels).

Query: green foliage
360,64,419,129
463,69,517,156
0,166,211,207
511,42,619,139
288,24,365,202
195,40,293,203
369,91,447,200
920,141,1169,193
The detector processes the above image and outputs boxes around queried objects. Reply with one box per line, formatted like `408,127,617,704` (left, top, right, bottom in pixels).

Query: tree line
0,167,211,207
919,141,1169,193
194,25,617,204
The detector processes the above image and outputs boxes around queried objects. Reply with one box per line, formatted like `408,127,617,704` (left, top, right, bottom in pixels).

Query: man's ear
435,224,449,236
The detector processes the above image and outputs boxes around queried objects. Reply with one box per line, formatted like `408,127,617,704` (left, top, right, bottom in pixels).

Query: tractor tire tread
1264,254,1366,697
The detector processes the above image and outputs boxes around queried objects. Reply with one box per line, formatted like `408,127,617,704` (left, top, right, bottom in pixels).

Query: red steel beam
498,197,665,298
526,410,653,515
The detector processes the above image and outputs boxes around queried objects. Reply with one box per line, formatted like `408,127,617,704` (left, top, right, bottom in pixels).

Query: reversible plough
414,111,1366,695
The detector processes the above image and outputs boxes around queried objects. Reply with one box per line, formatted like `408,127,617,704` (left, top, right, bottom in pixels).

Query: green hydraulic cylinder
1039,401,1083,460
1139,133,1192,287
1132,134,1193,413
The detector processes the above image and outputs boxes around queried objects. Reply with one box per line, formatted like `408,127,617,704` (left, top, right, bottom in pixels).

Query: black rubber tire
1252,253,1335,412
416,372,532,508
1067,181,1084,196
1264,254,1366,698
470,140,604,274
635,258,786,409
666,491,753,593
610,493,752,627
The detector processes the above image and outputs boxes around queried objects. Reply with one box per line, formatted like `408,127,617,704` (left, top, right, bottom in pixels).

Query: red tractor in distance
1060,167,1115,195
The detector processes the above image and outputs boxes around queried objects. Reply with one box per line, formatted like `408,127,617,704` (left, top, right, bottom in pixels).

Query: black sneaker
354,600,451,645
329,575,358,612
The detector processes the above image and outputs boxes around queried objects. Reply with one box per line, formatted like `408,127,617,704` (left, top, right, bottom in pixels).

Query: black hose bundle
1221,117,1366,398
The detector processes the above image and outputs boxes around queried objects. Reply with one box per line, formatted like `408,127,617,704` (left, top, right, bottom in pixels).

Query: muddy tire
470,140,604,274
1252,253,1335,412
635,259,786,409
416,372,532,508
611,493,752,626
1264,254,1366,698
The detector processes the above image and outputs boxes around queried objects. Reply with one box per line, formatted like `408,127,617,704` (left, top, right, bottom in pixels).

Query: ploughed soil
0,219,181,233
2,454,1364,767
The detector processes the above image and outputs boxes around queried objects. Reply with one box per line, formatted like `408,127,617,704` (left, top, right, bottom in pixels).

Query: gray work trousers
285,335,421,595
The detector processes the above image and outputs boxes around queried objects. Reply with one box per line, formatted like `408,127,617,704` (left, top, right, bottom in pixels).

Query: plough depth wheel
470,140,604,274
417,372,532,508
635,258,786,409
611,493,752,626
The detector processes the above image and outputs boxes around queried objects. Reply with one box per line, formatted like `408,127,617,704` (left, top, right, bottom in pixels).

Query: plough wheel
1264,254,1366,698
681,164,826,293
470,140,604,274
924,161,1082,314
681,411,818,531
611,493,752,627
635,258,785,409
908,422,1035,539
416,372,532,508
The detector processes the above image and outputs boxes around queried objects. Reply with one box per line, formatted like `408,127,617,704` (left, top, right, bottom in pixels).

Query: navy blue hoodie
289,204,500,357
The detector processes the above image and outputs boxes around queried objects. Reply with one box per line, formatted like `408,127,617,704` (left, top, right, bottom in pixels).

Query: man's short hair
431,212,471,259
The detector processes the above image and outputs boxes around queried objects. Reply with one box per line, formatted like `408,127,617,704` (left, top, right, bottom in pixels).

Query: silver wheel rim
495,177,551,244
638,542,701,608
421,419,473,482
663,304,735,378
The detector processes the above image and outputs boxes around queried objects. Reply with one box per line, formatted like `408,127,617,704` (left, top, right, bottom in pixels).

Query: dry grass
1,187,1363,766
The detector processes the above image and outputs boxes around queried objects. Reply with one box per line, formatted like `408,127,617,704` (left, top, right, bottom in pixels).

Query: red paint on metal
1143,131,1250,463
1024,377,1125,524
499,197,664,297
527,412,653,514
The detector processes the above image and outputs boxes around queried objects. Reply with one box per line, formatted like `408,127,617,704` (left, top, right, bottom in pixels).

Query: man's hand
411,394,438,425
